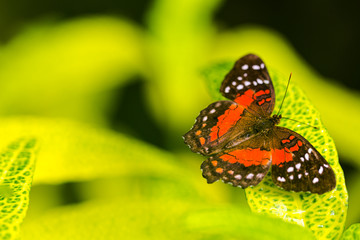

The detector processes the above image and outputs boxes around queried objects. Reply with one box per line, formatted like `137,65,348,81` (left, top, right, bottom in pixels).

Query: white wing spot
202,116,208,122
237,84,244,90
237,76,242,80
264,80,270,84
243,73,248,77
260,63,265,69
252,65,260,70
209,109,216,114
232,81,237,86
244,81,251,86
298,174,302,179
289,175,294,180
234,174,242,180
256,78,263,84
253,81,258,86
295,163,301,170
305,153,309,161
287,167,294,173
319,166,324,174
324,164,329,168
256,173,264,179
277,176,286,182
246,173,254,179
308,148,313,154
225,86,231,93
241,64,249,70
305,172,309,176
312,177,319,184
215,102,221,107
300,157,305,162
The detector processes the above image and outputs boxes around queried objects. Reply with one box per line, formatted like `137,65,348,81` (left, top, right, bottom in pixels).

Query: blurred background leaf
0,117,186,185
0,17,146,126
145,0,221,148
21,198,315,240
340,224,360,240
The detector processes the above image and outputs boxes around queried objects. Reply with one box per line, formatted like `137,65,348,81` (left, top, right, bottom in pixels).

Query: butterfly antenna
281,117,319,130
276,72,292,116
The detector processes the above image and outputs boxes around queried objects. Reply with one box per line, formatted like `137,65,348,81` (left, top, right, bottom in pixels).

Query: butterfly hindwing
271,127,336,194
201,134,272,188
220,54,275,115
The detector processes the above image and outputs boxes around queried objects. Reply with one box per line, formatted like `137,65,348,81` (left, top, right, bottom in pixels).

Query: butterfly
183,54,336,194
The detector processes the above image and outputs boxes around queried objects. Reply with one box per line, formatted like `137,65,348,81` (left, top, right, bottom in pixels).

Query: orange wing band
271,149,293,165
209,89,255,142
219,148,271,167
209,104,244,141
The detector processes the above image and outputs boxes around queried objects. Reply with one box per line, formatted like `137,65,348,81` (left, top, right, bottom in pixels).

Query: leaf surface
340,224,360,240
21,198,314,240
0,117,184,185
0,139,37,240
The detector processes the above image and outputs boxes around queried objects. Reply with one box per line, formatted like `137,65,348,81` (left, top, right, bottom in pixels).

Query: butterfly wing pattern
271,127,336,194
183,54,336,194
220,53,275,115
201,133,272,188
183,100,244,156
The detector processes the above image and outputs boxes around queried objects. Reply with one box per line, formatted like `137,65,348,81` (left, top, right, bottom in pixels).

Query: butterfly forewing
184,97,268,156
184,100,243,155
271,127,336,194
220,54,275,116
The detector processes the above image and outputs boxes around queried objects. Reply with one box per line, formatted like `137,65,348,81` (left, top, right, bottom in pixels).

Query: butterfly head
271,114,282,125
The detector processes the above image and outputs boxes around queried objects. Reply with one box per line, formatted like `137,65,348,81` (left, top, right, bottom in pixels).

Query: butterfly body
183,54,336,194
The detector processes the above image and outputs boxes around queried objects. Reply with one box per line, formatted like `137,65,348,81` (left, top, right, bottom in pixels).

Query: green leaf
21,198,314,240
0,117,186,185
340,224,360,240
346,174,360,228
203,62,348,240
0,139,37,240
145,0,221,138
0,17,145,126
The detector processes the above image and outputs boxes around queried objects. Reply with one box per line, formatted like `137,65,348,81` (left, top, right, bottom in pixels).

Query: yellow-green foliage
0,139,37,240
341,224,360,240
21,199,315,240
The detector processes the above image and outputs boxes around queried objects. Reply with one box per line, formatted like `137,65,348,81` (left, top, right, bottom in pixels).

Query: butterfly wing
201,134,272,188
183,100,256,155
184,54,276,155
220,54,275,115
271,127,336,194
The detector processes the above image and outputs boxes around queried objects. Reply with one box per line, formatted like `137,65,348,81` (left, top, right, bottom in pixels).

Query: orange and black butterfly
183,54,336,194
